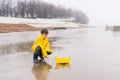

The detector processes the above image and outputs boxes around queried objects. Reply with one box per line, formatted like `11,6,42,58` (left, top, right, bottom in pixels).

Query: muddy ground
0,23,57,33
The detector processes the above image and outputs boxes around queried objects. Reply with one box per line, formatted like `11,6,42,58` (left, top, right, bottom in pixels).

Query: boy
31,28,52,63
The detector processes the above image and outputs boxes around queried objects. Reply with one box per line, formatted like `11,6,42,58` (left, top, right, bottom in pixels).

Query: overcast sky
44,0,120,26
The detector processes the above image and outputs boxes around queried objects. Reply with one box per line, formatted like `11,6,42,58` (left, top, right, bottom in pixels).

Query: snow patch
0,16,86,28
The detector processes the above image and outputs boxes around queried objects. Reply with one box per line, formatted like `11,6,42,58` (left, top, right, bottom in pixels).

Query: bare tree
1,0,6,16
0,0,89,24
36,1,44,18
74,10,89,24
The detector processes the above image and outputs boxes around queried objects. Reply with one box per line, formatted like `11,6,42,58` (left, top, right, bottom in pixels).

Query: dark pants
33,46,51,61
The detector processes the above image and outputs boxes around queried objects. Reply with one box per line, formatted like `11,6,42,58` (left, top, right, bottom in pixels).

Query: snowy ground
0,16,87,28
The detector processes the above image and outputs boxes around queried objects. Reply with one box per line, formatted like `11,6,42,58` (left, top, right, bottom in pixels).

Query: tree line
0,0,89,24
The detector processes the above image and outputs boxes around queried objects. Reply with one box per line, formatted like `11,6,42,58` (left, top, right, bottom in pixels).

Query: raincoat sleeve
45,39,52,53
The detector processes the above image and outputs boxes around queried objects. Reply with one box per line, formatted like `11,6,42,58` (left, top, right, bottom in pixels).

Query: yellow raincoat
31,34,52,57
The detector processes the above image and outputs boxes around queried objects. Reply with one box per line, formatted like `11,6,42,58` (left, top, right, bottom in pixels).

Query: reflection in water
112,32,120,37
0,37,60,55
32,62,52,80
0,41,33,55
49,37,60,43
55,63,70,70
51,46,62,51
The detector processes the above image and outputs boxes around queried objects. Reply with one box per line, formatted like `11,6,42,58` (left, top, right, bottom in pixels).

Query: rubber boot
33,53,39,63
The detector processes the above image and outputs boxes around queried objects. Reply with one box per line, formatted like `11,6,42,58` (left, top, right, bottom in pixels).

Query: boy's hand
45,56,48,59
45,56,49,59
44,56,47,58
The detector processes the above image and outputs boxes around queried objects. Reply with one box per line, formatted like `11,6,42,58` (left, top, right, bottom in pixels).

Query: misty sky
44,0,120,26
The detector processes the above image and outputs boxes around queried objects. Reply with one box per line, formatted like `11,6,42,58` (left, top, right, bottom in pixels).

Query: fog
44,0,120,26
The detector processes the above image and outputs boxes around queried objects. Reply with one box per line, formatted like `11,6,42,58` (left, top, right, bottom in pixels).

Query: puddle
1,28,120,80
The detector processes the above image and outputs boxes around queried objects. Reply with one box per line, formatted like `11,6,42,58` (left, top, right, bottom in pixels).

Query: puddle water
1,27,120,80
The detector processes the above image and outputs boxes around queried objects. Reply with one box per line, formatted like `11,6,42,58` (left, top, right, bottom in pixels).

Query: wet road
1,27,120,80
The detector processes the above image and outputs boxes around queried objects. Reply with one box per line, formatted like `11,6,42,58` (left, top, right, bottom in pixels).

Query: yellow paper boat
55,56,70,63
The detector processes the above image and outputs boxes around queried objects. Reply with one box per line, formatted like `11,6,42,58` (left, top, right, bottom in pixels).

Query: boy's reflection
32,62,52,80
